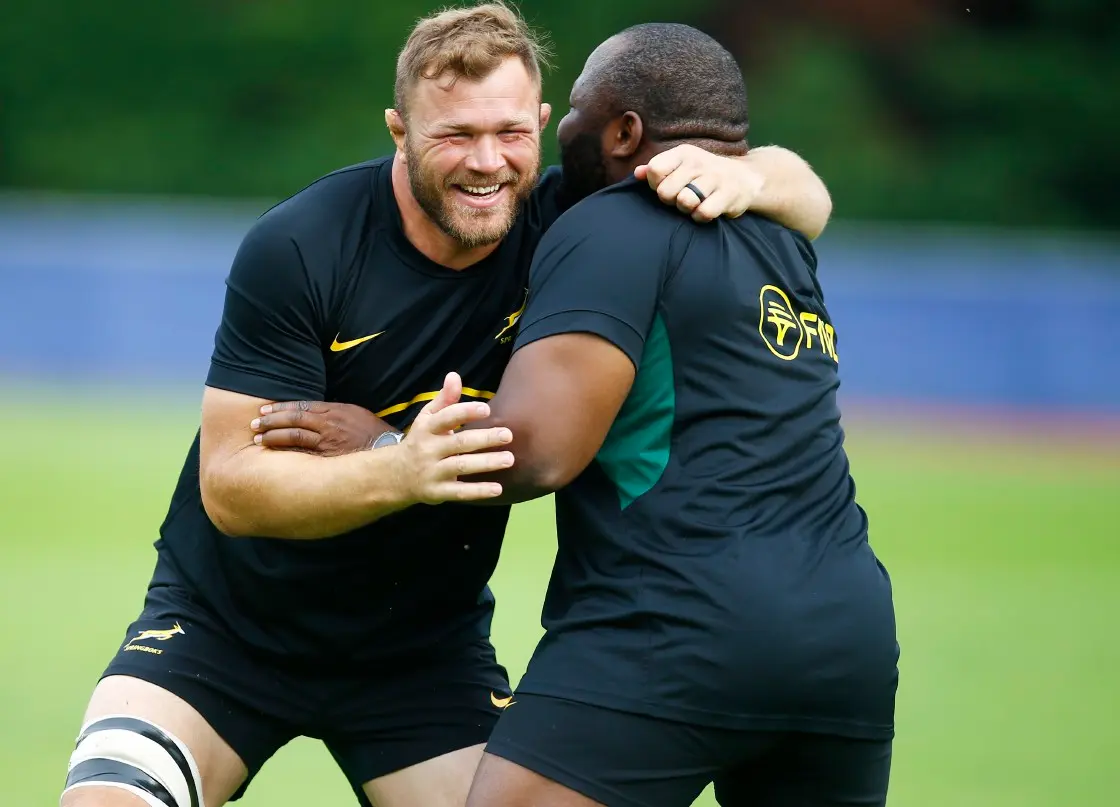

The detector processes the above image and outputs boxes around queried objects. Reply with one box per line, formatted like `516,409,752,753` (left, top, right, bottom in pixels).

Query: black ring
684,182,706,204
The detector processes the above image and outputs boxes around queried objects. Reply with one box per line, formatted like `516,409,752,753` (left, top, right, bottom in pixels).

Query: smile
453,183,507,208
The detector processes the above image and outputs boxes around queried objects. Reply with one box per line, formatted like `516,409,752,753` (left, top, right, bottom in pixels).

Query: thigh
472,693,744,807
467,752,606,807
360,744,485,807
76,585,298,802
714,734,893,807
324,636,511,807
63,676,247,807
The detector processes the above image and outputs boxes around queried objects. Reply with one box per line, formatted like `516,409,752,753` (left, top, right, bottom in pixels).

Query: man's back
510,178,897,739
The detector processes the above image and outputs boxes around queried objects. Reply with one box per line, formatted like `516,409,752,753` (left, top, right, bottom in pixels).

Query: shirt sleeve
512,189,681,369
206,213,328,401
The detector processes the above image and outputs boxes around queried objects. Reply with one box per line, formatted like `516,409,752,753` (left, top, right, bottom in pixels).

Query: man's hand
636,143,760,223
397,373,515,504
636,143,832,238
251,372,515,504
252,401,393,456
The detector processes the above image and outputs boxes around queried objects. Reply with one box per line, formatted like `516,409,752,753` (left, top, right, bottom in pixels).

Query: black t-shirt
153,157,564,663
511,177,898,739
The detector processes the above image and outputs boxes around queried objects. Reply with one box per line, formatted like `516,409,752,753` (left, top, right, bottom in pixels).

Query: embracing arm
638,143,832,239
740,146,832,239
461,190,670,504
199,387,413,538
462,333,635,504
201,380,511,537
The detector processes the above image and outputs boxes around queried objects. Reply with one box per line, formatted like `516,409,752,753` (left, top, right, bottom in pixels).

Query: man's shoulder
253,156,390,238
542,177,677,247
724,212,818,271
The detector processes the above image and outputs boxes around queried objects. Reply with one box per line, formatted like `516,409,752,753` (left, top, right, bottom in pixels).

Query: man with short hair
455,23,898,806
58,5,835,807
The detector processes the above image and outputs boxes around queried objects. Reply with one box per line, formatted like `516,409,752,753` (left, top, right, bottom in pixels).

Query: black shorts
101,583,511,803
485,694,893,807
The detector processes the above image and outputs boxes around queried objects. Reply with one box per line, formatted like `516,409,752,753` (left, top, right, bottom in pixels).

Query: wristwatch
370,430,404,449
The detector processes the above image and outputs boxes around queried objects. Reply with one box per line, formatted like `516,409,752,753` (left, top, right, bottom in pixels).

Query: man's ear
539,102,552,132
385,109,407,154
606,111,643,159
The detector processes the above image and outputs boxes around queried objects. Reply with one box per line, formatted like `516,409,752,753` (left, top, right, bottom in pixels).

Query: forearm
201,445,412,539
743,146,833,240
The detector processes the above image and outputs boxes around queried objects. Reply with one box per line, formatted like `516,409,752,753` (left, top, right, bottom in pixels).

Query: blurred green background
3,0,1117,230
2,0,1119,804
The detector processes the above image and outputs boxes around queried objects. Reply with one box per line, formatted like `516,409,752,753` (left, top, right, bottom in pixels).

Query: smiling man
57,5,837,807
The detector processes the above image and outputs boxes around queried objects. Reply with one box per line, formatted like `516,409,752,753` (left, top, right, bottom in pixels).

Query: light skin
64,48,833,807
386,56,551,269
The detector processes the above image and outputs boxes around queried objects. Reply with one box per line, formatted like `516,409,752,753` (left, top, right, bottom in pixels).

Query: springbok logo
495,288,529,343
124,622,185,655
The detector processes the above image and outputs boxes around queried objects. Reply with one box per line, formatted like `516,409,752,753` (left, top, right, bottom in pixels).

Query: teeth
462,184,500,195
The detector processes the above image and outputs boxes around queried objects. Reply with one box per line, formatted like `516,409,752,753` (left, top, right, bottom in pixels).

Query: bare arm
461,333,636,504
245,338,636,506
638,143,833,239
200,377,513,539
741,145,833,239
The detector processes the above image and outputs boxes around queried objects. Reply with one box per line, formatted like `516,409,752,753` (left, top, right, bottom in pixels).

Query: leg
467,752,606,807
62,583,298,806
713,733,893,807
325,637,512,807
61,676,247,807
467,694,730,807
361,744,485,807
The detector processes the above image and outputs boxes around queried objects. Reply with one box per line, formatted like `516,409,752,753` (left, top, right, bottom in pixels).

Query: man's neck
391,155,501,271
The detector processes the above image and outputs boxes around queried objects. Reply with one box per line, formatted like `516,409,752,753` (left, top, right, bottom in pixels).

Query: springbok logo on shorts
124,622,185,655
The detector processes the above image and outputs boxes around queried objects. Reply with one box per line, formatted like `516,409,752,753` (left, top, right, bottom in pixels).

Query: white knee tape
63,715,204,807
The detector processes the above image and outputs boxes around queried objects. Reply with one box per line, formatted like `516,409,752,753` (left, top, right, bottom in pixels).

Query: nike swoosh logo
329,331,384,352
490,692,514,709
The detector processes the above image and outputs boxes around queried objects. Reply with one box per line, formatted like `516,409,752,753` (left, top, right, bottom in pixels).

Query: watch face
374,430,403,449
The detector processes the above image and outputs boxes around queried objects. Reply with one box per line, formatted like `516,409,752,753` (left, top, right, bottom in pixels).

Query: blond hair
394,2,552,114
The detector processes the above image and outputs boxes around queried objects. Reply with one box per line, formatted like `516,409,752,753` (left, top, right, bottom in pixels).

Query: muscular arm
638,143,833,239
199,387,413,539
740,145,833,240
463,334,635,504
463,190,671,504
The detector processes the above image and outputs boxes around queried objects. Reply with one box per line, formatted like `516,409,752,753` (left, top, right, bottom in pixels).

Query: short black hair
586,23,748,147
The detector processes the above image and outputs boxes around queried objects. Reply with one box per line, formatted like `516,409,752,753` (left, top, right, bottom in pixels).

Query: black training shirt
153,157,564,662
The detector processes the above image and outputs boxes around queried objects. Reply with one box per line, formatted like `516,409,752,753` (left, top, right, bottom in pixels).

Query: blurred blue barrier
2,194,1118,413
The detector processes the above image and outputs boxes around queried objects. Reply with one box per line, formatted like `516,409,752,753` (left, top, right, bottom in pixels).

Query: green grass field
2,393,1117,805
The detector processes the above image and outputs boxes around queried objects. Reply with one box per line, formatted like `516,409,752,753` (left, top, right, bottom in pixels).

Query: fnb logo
758,285,838,363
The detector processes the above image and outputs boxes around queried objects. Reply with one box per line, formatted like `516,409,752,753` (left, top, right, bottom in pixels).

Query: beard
558,131,610,210
406,138,539,250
